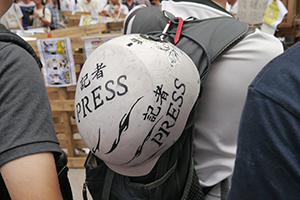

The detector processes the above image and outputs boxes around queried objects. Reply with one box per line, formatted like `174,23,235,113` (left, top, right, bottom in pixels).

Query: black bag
83,1,253,200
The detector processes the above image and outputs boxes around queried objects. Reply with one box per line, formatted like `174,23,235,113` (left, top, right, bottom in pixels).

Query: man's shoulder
249,43,300,114
0,41,35,64
44,6,52,14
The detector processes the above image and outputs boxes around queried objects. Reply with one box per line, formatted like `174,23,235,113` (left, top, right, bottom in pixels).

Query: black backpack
83,2,253,200
0,24,73,200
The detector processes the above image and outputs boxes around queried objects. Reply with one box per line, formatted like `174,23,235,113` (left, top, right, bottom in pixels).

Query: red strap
45,30,52,38
174,17,183,45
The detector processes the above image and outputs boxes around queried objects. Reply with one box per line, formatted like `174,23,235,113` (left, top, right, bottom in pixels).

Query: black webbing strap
202,177,230,199
123,6,144,35
101,168,115,200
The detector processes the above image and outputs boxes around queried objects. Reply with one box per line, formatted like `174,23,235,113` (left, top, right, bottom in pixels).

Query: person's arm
0,38,63,200
1,152,63,200
39,15,51,26
33,7,51,27
101,5,111,16
228,45,300,199
43,7,51,26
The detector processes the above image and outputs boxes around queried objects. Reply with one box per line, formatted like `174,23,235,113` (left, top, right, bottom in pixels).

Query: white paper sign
237,0,269,24
263,0,288,29
79,15,115,26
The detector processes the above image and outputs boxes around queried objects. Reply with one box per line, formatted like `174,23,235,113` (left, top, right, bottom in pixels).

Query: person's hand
33,12,40,18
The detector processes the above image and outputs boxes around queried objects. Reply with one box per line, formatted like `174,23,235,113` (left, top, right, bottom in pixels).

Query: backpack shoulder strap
0,24,42,69
130,6,252,82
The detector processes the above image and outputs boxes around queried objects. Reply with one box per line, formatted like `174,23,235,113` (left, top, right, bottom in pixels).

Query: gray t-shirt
0,40,61,167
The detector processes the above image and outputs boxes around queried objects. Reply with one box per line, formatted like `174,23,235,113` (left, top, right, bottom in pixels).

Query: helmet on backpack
75,34,200,176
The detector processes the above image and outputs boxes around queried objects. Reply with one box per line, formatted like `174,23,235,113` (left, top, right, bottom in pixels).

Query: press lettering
172,78,185,107
151,133,163,147
76,96,93,123
174,78,185,94
160,120,174,130
92,85,104,110
105,80,115,101
166,102,180,122
149,78,185,148
76,103,81,123
117,75,128,96
150,122,172,147
76,75,128,121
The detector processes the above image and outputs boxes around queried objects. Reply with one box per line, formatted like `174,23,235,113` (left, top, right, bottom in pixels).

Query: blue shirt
18,1,36,28
228,42,300,200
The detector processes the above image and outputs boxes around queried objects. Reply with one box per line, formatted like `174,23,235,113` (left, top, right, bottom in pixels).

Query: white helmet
75,34,200,176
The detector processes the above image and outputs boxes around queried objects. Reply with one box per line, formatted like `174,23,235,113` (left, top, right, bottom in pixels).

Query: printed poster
37,38,77,87
82,34,122,58
263,0,288,29
237,0,269,24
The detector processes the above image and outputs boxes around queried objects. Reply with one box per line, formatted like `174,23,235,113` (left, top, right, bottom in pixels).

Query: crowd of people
0,0,161,31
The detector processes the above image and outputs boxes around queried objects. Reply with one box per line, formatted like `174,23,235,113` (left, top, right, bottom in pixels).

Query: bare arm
101,9,111,17
1,152,63,200
33,11,51,26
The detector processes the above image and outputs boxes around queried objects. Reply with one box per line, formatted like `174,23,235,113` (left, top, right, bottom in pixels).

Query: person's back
228,41,300,200
18,0,35,28
45,0,61,30
124,0,284,199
